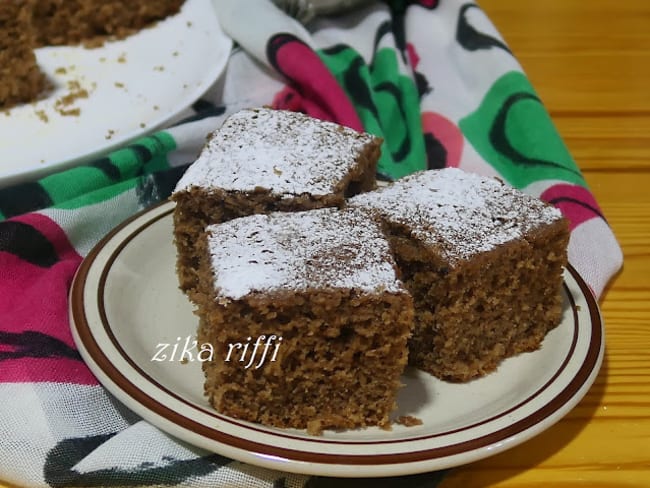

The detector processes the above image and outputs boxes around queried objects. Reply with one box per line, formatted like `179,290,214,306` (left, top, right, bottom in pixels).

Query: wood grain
441,0,650,486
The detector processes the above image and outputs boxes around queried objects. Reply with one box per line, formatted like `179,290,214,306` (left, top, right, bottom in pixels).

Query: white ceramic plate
0,0,231,187
69,201,604,478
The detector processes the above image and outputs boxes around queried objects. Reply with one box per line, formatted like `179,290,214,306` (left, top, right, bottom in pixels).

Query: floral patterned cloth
0,1,622,486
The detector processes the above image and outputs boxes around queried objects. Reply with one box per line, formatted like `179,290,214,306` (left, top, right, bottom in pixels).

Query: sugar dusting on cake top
206,207,405,300
350,168,564,263
174,108,377,197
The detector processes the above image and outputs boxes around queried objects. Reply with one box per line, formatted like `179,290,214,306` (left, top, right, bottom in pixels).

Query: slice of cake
350,168,569,381
0,1,47,109
171,108,381,292
193,207,413,434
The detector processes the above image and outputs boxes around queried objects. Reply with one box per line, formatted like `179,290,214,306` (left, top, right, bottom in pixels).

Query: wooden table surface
1,1,647,487
441,0,650,486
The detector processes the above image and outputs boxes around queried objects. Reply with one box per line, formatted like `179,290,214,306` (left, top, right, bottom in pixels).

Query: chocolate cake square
192,207,413,434
171,107,381,292
350,168,569,381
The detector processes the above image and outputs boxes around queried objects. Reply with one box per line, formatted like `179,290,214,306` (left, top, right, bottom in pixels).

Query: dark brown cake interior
196,290,413,434
385,218,569,381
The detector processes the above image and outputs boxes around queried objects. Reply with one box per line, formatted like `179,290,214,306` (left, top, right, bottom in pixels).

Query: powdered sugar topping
206,207,404,300
350,168,564,263
174,108,376,197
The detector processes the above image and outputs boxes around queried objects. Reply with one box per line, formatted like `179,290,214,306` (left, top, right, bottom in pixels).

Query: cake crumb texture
0,1,47,109
395,415,423,427
31,0,185,47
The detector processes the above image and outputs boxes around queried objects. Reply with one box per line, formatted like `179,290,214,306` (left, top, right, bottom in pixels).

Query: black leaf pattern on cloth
273,477,288,488
0,182,53,219
44,433,232,487
380,9,432,98
456,3,511,54
344,55,380,119
175,100,226,125
126,143,153,166
386,0,439,13
90,158,121,181
192,98,227,118
373,19,398,62
0,220,59,267
266,32,301,75
424,132,448,169
490,92,582,177
320,43,348,57
414,70,432,98
135,165,188,208
375,81,411,161
0,330,81,361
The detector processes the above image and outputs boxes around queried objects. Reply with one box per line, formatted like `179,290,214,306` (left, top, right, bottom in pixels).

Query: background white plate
69,201,604,478
0,0,231,187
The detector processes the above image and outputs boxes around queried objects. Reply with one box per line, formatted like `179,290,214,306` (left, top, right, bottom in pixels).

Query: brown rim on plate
69,200,603,467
